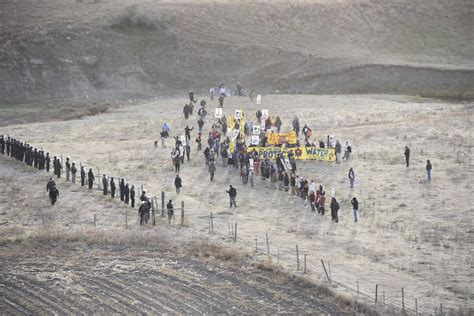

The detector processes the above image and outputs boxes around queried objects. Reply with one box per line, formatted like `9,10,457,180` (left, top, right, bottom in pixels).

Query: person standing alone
226,185,237,208
351,197,359,222
426,159,432,180
404,146,410,167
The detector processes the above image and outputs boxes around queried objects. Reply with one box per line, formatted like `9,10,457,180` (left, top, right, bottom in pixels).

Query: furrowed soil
1,94,472,314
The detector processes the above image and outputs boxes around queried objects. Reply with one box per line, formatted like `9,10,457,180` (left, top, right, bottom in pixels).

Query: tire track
78,275,152,314
2,279,70,314
0,294,35,315
13,274,90,315
80,274,166,314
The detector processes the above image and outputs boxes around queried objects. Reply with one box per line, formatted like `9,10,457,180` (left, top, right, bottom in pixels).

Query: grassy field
1,94,472,314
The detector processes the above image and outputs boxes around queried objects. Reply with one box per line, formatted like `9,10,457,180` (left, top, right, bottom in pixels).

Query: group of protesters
0,135,170,226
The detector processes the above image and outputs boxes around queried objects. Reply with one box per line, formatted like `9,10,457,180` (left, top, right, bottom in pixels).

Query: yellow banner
251,146,336,162
267,132,297,145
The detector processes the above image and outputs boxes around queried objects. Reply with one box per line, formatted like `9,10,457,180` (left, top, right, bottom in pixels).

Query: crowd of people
0,135,170,226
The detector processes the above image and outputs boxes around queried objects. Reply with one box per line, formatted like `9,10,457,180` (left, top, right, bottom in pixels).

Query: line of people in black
1,135,159,225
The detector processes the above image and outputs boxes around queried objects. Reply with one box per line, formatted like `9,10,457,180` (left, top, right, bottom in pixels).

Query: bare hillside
0,0,473,102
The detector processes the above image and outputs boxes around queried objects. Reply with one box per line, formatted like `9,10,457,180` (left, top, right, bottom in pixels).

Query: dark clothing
124,185,130,204
46,180,56,192
404,147,410,167
351,198,359,210
88,170,95,189
80,169,85,186
49,187,59,205
330,199,340,222
110,179,116,198
130,188,135,208
119,179,125,201
102,177,108,195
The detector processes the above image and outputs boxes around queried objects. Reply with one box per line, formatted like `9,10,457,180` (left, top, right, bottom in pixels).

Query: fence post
255,235,258,252
303,253,307,274
375,284,378,305
234,223,237,242
415,298,418,315
296,245,300,271
402,287,405,312
125,210,128,228
181,201,184,225
440,303,443,315
97,168,100,189
328,261,331,280
277,247,280,264
266,233,270,257
210,212,213,233
161,191,165,217
321,259,330,282
94,214,96,229
357,279,359,295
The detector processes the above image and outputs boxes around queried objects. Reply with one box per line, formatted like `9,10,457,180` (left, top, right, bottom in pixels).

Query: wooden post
303,253,307,274
321,259,330,282
97,168,100,189
402,288,405,312
328,261,331,280
42,216,45,227
277,247,280,264
161,191,165,217
61,154,64,169
234,223,237,242
383,290,385,306
357,279,359,295
255,235,258,252
93,214,96,229
375,284,378,305
296,245,300,271
181,201,184,225
415,298,418,316
210,212,214,233
125,210,128,228
266,233,270,257
141,184,144,195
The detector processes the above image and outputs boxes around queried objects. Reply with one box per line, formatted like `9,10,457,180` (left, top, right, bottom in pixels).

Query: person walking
209,162,216,181
426,159,432,180
167,199,174,224
80,166,85,186
124,183,130,204
404,146,410,167
65,157,71,181
49,185,59,206
309,191,316,212
348,167,355,188
226,185,237,208
175,174,182,193
351,197,359,222
330,197,340,223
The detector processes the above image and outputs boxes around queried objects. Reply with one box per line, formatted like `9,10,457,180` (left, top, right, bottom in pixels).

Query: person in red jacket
309,191,316,212
318,191,326,215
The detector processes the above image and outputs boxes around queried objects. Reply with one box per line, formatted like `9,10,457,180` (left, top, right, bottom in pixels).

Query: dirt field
1,0,473,102
1,94,472,314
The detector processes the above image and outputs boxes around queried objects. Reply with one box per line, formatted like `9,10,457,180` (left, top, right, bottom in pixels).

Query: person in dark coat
110,177,116,198
119,178,125,201
45,153,51,172
49,186,59,205
226,185,237,208
130,185,136,208
330,197,340,223
46,178,56,193
140,190,148,202
88,168,95,189
102,175,108,195
167,199,174,224
426,159,432,180
124,183,130,204
175,174,182,193
80,166,85,186
351,197,359,222
404,146,410,167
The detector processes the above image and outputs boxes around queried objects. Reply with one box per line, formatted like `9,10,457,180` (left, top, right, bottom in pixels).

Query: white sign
252,126,261,135
215,108,223,118
249,158,254,170
261,109,269,119
284,158,292,171
180,135,186,146
256,94,262,105
235,110,242,119
251,135,260,145
261,121,265,130
232,130,240,139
